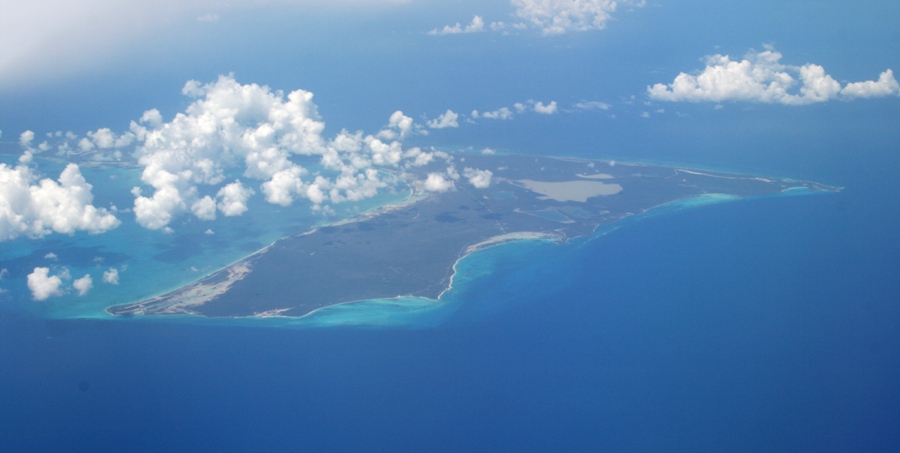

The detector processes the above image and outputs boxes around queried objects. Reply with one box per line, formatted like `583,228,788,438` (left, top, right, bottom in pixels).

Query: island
107,153,839,318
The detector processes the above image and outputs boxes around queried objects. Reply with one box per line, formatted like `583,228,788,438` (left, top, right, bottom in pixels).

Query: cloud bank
648,47,900,105
125,75,441,230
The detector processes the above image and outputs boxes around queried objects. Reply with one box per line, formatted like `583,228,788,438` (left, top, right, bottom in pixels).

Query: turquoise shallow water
0,154,824,326
0,156,411,319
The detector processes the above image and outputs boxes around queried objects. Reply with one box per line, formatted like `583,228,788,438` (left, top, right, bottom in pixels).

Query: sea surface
2,151,899,451
2,93,900,450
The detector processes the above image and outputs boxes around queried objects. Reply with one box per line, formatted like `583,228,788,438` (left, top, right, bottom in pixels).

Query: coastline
105,154,842,321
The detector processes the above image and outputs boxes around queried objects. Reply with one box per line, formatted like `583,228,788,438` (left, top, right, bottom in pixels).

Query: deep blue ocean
2,2,899,447
2,152,898,451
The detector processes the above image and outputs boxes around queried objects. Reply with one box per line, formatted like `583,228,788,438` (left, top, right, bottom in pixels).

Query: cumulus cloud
111,75,450,230
103,268,120,285
427,110,460,129
73,274,93,296
27,267,63,301
463,168,493,188
0,160,120,241
842,70,900,99
191,196,217,221
424,173,455,192
216,180,254,216
20,131,35,148
532,100,558,114
648,47,900,105
429,15,486,35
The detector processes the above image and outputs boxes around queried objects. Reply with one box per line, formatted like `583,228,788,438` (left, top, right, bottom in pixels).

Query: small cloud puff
463,168,493,188
27,267,63,301
474,107,514,120
574,101,611,111
648,46,900,105
103,268,119,285
429,15,486,35
424,173,455,192
73,274,93,296
532,100,558,114
216,180,254,217
427,110,460,129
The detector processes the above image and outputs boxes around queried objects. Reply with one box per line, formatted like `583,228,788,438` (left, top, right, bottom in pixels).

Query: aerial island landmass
107,153,839,318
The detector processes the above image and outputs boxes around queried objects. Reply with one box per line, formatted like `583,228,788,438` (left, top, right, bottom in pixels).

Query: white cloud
648,47,900,105
261,168,306,206
842,69,900,99
472,99,559,121
479,107,515,120
434,0,642,36
427,110,460,129
532,100,558,114
103,268,119,285
424,173,455,192
429,15,486,35
191,196,217,221
511,0,626,35
44,252,58,261
20,131,34,148
17,75,448,231
27,267,63,301
378,111,416,140
0,160,120,241
463,168,493,188
216,180,254,217
574,100,611,111
73,274,93,296
129,75,423,230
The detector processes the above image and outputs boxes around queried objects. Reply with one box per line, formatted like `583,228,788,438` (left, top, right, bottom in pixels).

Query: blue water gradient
2,183,898,451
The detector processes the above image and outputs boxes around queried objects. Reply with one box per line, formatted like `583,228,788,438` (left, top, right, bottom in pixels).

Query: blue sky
1,0,899,303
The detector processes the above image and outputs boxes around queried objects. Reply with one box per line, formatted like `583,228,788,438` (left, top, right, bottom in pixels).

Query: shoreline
105,176,423,316
105,154,842,321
